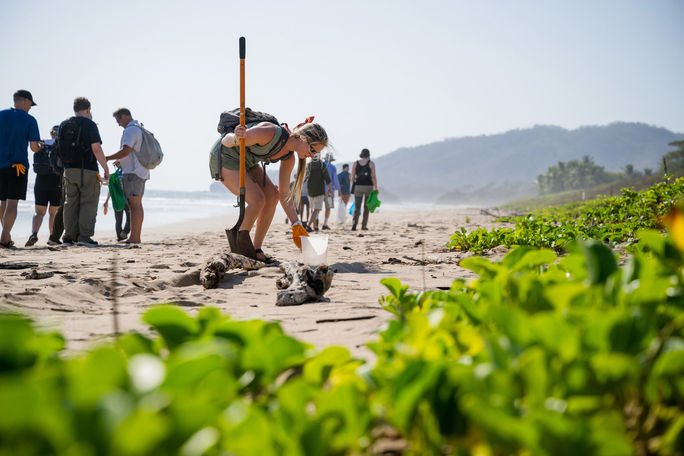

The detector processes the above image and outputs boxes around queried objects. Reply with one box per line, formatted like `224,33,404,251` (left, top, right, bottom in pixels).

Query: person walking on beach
210,118,327,262
350,148,378,231
299,178,311,230
105,108,148,244
337,163,351,205
26,126,62,246
47,124,67,245
322,152,340,230
61,97,110,247
305,151,331,232
0,90,42,248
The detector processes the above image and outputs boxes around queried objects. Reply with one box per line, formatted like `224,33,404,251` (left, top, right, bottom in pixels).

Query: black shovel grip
239,37,245,59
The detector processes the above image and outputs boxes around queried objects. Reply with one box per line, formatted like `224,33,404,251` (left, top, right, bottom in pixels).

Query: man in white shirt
106,108,149,244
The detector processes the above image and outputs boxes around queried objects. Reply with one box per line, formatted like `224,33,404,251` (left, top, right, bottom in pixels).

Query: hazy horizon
2,0,683,192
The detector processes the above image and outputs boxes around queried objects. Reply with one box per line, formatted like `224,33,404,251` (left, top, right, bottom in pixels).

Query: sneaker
62,238,75,246
47,238,62,246
351,224,357,231
25,233,38,247
361,226,369,231
117,233,127,241
77,238,99,247
322,224,331,230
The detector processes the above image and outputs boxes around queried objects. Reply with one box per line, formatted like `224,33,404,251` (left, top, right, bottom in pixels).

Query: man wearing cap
0,90,42,248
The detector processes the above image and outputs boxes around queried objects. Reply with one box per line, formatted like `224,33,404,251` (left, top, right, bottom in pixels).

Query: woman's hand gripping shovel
226,36,257,259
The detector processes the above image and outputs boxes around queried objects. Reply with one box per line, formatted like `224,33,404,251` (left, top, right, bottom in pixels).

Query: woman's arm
221,122,276,148
350,161,356,184
278,155,300,223
370,161,378,192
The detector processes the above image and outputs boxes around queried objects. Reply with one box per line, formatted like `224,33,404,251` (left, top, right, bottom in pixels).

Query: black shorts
34,173,62,207
0,166,29,201
301,196,310,206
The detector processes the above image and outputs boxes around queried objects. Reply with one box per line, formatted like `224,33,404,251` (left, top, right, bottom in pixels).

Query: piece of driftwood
275,262,334,306
316,315,375,324
21,269,54,279
0,262,39,270
201,252,265,289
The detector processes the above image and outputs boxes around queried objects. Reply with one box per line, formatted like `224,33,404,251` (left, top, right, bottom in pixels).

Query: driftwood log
21,269,55,279
275,262,334,306
200,252,266,289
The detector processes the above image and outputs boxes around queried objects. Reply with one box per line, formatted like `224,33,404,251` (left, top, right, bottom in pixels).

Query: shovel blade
226,228,257,259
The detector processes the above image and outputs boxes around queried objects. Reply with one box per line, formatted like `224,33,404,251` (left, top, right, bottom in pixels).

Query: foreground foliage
374,234,684,455
2,234,684,455
448,177,684,252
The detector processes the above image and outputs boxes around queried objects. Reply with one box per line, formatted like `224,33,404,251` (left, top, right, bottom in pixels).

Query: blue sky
1,0,683,191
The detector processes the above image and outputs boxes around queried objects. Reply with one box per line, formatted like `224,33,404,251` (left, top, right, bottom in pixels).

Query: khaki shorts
122,173,146,199
310,194,325,210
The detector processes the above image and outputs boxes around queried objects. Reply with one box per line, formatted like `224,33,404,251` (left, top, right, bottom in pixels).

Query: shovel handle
239,36,246,190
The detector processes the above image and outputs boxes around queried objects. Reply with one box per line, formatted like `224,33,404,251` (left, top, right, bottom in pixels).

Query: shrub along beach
1,177,684,455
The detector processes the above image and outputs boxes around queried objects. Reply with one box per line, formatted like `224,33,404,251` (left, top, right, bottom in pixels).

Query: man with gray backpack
106,107,162,244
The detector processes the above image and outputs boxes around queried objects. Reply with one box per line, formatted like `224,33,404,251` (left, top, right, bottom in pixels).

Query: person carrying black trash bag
210,117,328,263
350,148,378,231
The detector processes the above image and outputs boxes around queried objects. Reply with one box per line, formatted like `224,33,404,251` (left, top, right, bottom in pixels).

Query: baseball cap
51,125,60,132
14,89,37,106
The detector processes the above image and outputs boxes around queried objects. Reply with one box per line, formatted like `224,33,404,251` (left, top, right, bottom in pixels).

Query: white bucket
301,234,329,265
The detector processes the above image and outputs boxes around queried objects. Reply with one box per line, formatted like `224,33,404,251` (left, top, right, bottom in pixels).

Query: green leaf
143,305,200,349
112,410,170,455
0,314,38,372
590,353,639,384
380,277,408,298
460,256,500,276
580,240,617,285
304,346,351,385
504,247,556,271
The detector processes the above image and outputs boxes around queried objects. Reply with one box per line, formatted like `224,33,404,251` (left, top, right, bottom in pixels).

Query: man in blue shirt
0,90,42,248
322,153,340,230
337,163,351,205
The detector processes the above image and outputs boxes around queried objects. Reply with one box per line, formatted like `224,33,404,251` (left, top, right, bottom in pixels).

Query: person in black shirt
61,97,110,246
350,148,378,231
25,126,61,246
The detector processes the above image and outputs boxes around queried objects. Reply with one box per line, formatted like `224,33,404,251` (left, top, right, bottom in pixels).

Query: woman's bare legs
220,166,278,256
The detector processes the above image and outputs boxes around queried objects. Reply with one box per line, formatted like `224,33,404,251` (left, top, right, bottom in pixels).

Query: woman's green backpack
367,190,381,213
108,167,126,212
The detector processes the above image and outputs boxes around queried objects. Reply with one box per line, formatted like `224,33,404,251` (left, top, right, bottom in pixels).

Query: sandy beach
0,207,506,360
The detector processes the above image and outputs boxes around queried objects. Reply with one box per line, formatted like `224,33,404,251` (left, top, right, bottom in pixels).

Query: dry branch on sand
200,252,266,289
275,262,334,306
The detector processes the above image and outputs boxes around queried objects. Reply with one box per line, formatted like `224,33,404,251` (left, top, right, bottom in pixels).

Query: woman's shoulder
248,121,278,130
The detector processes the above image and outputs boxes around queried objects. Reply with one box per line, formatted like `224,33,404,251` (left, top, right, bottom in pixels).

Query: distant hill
372,122,684,204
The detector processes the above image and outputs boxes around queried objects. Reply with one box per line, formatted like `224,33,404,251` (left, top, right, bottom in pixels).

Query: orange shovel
226,36,256,259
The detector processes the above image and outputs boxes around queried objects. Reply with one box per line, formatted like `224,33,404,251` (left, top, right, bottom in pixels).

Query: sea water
9,188,241,239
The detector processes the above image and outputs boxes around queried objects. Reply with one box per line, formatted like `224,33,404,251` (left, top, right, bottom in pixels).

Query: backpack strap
259,128,291,186
74,117,84,186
